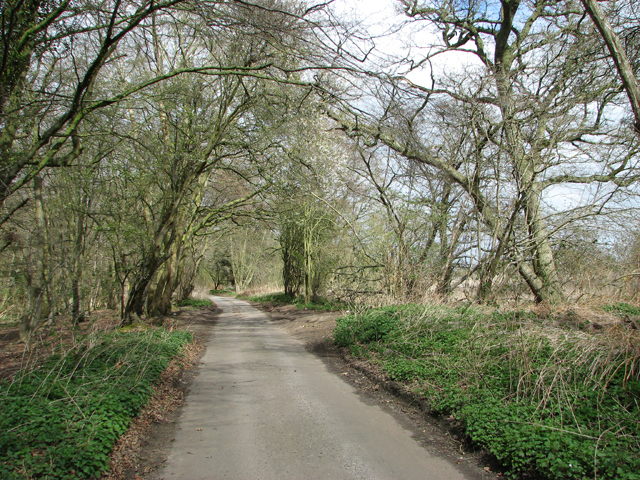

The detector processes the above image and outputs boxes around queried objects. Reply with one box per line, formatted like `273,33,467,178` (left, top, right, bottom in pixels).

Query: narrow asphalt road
160,296,474,480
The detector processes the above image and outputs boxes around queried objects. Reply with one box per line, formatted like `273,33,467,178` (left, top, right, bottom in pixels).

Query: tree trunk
494,51,563,303
524,185,563,303
148,253,175,318
175,245,202,302
71,195,88,324
582,0,640,135
20,175,48,342
122,253,162,325
122,196,181,325
304,240,312,304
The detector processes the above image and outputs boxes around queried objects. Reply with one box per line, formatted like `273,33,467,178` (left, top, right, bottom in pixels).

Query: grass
208,288,235,296
246,292,346,311
0,328,192,479
602,302,640,316
177,298,214,308
334,304,640,479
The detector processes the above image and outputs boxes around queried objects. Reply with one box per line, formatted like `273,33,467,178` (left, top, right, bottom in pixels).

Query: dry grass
0,310,121,382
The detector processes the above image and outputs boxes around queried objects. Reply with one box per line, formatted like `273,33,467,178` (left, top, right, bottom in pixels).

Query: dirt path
129,296,491,480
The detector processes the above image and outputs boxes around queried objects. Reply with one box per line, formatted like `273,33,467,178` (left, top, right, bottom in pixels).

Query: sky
324,0,640,225
330,0,481,84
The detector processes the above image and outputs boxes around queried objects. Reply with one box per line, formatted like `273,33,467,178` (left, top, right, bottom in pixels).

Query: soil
0,310,124,382
109,301,502,480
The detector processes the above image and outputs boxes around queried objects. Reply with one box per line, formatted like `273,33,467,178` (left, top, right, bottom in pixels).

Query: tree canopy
1,0,639,338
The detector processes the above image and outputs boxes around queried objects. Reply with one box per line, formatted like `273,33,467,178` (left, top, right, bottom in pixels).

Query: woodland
1,0,640,331
1,0,640,478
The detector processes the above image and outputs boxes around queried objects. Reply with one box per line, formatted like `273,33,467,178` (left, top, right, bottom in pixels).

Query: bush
248,292,296,305
333,305,424,347
177,298,213,308
0,329,192,479
602,302,640,316
248,292,346,312
209,288,234,295
334,305,640,479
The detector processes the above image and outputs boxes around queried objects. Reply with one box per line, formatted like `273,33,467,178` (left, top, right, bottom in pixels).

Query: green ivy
602,302,640,316
0,329,192,479
334,305,640,479
334,305,425,347
248,292,347,312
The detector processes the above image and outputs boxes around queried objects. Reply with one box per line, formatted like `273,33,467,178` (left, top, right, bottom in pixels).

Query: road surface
160,296,475,480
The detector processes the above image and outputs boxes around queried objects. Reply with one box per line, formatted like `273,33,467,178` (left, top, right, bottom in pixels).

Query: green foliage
602,302,640,316
296,297,347,312
334,305,640,479
177,298,214,308
209,288,234,295
277,201,337,302
0,329,192,479
248,292,346,312
333,305,425,347
248,292,297,305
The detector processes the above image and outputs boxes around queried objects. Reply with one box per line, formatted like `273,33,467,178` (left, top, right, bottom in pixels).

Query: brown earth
0,310,124,382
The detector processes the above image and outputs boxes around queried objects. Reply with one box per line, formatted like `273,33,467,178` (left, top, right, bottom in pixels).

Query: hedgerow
0,328,192,479
248,292,347,312
334,305,640,479
177,298,214,307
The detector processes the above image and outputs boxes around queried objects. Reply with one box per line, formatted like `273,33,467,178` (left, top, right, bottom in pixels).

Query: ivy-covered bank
0,329,192,479
334,304,640,480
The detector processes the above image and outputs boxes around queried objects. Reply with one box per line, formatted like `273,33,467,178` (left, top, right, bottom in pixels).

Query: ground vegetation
1,0,640,478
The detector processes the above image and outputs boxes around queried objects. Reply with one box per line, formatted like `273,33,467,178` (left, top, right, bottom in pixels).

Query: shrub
177,298,213,308
248,292,296,305
602,302,640,316
208,288,234,295
333,305,425,347
0,329,192,479
334,305,640,479
248,292,346,311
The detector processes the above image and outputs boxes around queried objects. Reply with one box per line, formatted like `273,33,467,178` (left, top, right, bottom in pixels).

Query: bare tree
0,0,188,211
342,143,472,300
581,0,640,134
325,0,639,303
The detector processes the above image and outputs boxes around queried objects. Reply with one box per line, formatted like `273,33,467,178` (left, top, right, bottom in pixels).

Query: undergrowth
0,328,192,479
602,302,640,316
248,292,346,311
334,305,640,479
208,288,234,296
177,298,213,308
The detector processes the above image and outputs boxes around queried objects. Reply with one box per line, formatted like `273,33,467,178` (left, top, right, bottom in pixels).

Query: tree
0,0,188,213
19,174,47,341
581,0,640,135
342,142,472,300
92,1,312,323
278,198,335,303
279,215,305,297
326,0,639,303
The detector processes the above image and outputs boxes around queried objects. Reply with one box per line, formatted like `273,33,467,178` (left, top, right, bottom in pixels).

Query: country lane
159,295,476,480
